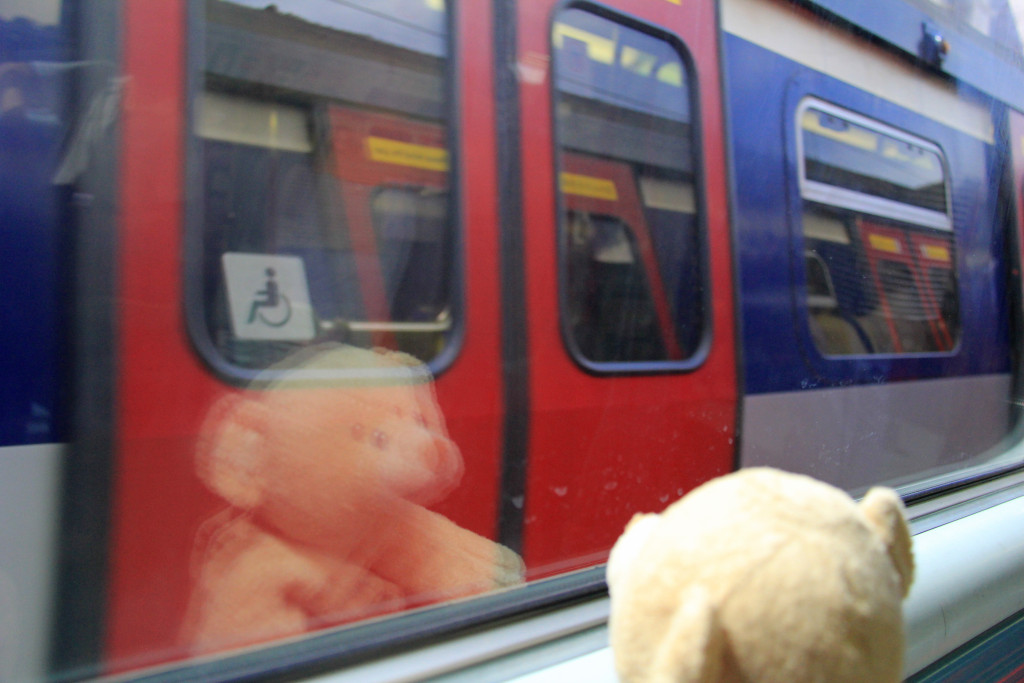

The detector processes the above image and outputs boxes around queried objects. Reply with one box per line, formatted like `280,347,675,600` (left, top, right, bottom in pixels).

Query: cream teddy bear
607,468,914,683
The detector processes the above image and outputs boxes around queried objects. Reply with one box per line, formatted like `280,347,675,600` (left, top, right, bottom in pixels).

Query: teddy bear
606,467,914,683
180,344,523,654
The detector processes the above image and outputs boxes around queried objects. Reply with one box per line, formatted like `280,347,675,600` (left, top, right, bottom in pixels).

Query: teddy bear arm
369,502,524,598
199,588,309,650
289,558,406,623
182,539,318,653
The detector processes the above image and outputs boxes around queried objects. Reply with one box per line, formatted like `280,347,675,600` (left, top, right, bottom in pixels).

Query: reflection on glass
552,9,704,365
799,103,959,356
368,187,453,361
182,344,522,654
565,212,666,361
801,108,947,216
196,0,454,374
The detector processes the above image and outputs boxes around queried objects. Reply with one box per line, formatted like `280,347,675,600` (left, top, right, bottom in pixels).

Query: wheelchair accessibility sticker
222,253,316,341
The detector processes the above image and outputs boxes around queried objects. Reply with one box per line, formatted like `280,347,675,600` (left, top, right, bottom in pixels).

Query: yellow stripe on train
366,137,449,172
561,172,619,201
868,233,902,254
920,244,951,263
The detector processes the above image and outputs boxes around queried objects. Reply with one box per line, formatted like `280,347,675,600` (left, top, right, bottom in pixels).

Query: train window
552,9,705,367
797,100,959,356
190,0,455,380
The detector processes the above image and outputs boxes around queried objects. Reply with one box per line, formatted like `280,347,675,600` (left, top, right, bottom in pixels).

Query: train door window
797,99,958,356
190,0,454,379
552,9,705,367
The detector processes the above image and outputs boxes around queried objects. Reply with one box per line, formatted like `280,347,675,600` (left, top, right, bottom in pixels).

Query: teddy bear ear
650,585,724,683
195,395,269,511
859,487,915,597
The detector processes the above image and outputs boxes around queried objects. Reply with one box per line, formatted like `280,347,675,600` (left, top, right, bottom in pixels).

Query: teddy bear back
608,468,912,683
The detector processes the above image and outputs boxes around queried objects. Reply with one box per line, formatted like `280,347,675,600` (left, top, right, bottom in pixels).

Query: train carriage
724,0,1015,491
0,0,1023,680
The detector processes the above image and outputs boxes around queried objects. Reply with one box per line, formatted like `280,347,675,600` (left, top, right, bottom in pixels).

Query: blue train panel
725,33,1011,397
0,18,68,446
807,0,1024,114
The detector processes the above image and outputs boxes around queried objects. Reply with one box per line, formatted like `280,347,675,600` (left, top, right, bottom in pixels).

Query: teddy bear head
607,467,914,683
194,345,463,544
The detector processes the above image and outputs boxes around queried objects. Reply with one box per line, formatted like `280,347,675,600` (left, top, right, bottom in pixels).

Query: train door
66,0,507,672
509,0,737,576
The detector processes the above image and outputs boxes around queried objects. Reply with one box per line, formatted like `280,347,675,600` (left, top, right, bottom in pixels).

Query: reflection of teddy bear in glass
180,345,523,654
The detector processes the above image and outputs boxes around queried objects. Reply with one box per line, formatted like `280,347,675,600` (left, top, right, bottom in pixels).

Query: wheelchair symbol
247,268,293,328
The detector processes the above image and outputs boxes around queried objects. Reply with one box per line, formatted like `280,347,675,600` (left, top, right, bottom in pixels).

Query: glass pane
553,9,704,365
802,107,947,214
799,104,959,356
565,211,666,361
367,187,452,360
195,0,454,376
